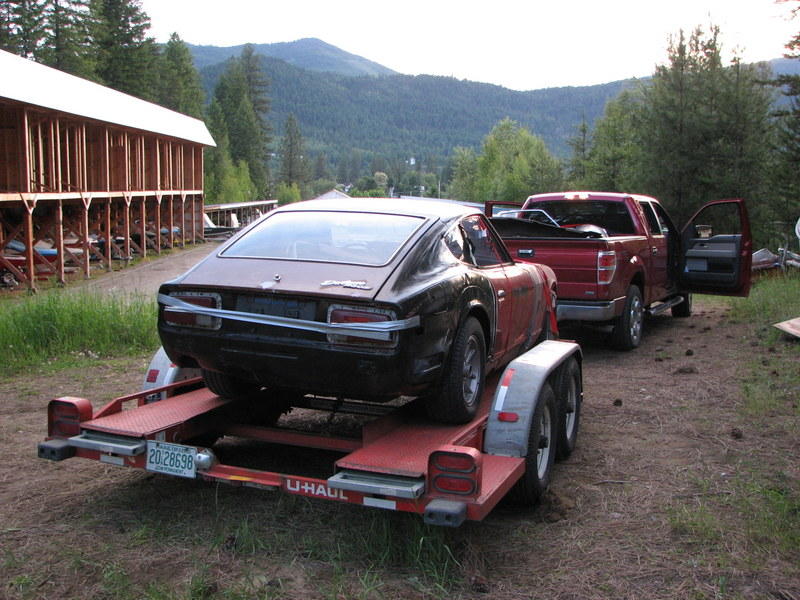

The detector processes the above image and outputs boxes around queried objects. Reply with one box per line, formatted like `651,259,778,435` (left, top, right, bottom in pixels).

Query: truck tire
554,358,581,461
611,285,644,350
508,382,557,505
202,368,260,399
427,317,485,424
671,293,692,318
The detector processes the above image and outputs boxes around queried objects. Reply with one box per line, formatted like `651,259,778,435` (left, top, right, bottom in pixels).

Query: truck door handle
518,249,534,257
651,247,659,256
497,290,506,298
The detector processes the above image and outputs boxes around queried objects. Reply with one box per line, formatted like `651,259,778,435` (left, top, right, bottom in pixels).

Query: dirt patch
1,296,798,599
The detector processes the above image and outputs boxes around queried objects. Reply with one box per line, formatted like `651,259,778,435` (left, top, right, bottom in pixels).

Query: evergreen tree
279,114,307,187
40,0,97,79
203,99,256,204
156,32,204,118
239,44,272,194
774,1,800,245
213,57,268,196
91,0,158,100
566,117,590,188
0,0,46,58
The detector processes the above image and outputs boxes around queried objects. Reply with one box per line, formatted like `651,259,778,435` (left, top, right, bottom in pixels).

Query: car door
679,199,752,296
460,215,516,362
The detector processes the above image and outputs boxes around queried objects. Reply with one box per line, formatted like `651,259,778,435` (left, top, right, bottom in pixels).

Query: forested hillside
189,38,397,76
199,55,632,158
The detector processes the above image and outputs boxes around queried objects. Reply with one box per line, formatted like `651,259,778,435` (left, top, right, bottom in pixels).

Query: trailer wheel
611,284,643,350
555,358,581,461
508,382,557,506
202,369,260,399
427,317,485,424
671,293,692,318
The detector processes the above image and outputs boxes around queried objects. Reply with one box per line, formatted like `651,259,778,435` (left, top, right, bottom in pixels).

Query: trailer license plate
146,441,197,478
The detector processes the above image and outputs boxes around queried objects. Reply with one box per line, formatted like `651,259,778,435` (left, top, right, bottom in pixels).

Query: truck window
640,202,663,235
527,200,636,235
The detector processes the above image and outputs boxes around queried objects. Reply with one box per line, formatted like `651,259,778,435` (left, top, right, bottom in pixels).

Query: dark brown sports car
157,198,557,423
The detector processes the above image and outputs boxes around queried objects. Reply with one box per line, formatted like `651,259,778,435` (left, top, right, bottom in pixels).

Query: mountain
188,38,396,77
192,40,796,161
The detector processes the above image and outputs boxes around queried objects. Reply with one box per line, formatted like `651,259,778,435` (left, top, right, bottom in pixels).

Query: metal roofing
0,50,215,147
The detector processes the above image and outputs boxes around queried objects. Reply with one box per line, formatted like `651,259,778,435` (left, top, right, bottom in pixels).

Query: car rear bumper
556,296,626,322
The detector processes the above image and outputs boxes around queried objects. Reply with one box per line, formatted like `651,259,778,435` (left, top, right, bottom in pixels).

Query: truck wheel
202,368,260,399
671,293,692,318
508,383,557,505
555,358,581,461
611,285,644,350
427,317,485,424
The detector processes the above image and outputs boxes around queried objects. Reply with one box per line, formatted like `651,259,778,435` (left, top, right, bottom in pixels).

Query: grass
0,289,159,377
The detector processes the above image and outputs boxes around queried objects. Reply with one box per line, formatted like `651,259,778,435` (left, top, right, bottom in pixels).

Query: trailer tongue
39,341,582,527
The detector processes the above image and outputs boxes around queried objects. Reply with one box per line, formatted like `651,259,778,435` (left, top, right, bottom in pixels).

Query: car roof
273,197,479,221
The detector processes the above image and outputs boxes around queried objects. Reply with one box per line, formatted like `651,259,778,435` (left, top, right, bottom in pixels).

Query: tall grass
729,270,800,325
0,290,159,375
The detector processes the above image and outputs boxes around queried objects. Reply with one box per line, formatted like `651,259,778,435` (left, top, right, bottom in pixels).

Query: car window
222,210,424,266
460,215,506,267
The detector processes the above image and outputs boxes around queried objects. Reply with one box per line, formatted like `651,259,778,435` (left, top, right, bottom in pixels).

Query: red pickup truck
487,191,752,349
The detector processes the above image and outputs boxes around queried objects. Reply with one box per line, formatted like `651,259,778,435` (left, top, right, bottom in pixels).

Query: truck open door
680,198,752,297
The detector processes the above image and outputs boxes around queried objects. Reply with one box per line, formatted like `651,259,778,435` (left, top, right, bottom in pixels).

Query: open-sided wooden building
0,49,215,289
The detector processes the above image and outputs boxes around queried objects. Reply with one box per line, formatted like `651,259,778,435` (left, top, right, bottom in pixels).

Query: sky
140,0,798,91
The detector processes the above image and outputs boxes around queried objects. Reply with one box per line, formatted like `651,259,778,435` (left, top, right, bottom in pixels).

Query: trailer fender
143,346,202,402
484,340,581,458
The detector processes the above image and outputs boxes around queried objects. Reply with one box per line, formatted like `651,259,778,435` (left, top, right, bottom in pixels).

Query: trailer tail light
327,305,396,347
163,292,222,329
429,447,482,497
597,250,617,285
48,397,93,438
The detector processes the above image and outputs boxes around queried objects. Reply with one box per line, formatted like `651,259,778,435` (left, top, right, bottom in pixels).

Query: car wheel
554,358,581,461
507,382,557,505
427,317,486,424
671,293,692,318
202,368,260,399
611,285,644,350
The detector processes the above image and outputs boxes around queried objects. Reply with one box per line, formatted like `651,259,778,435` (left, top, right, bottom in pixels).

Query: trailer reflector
363,497,397,510
428,447,482,498
497,412,519,423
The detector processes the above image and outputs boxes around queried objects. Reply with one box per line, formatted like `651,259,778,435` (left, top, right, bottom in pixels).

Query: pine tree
91,0,157,100
239,44,272,194
157,32,204,118
39,0,97,79
0,0,47,58
279,114,307,187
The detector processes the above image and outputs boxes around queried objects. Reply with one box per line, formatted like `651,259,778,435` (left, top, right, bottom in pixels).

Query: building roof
0,50,215,147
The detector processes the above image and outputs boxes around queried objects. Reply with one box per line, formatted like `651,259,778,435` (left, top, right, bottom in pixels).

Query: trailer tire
427,317,485,424
671,293,692,318
202,368,260,399
508,382,557,506
611,285,644,350
555,358,581,461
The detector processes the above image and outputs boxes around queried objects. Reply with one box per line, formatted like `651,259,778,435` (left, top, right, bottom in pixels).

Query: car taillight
429,447,482,498
597,250,616,285
327,305,396,346
48,398,93,438
163,292,222,329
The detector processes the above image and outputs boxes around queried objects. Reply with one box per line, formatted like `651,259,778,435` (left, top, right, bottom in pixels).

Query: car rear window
221,210,425,266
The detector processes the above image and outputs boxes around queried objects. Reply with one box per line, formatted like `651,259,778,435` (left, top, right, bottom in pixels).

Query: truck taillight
163,292,222,329
597,250,616,285
327,305,396,347
48,397,93,438
429,447,482,498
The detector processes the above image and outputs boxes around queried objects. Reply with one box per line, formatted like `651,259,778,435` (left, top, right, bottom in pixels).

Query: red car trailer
39,340,582,526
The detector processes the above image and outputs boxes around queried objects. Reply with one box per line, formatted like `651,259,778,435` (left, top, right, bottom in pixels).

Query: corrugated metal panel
0,50,215,147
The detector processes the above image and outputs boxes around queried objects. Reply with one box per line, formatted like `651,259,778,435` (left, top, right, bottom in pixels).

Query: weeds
0,289,158,376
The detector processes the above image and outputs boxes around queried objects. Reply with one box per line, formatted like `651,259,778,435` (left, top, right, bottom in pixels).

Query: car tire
611,285,644,350
427,317,486,424
554,358,581,461
202,368,260,399
507,382,557,506
671,293,692,318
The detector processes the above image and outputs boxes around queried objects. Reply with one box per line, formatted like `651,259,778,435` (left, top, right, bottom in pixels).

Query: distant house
0,50,215,289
